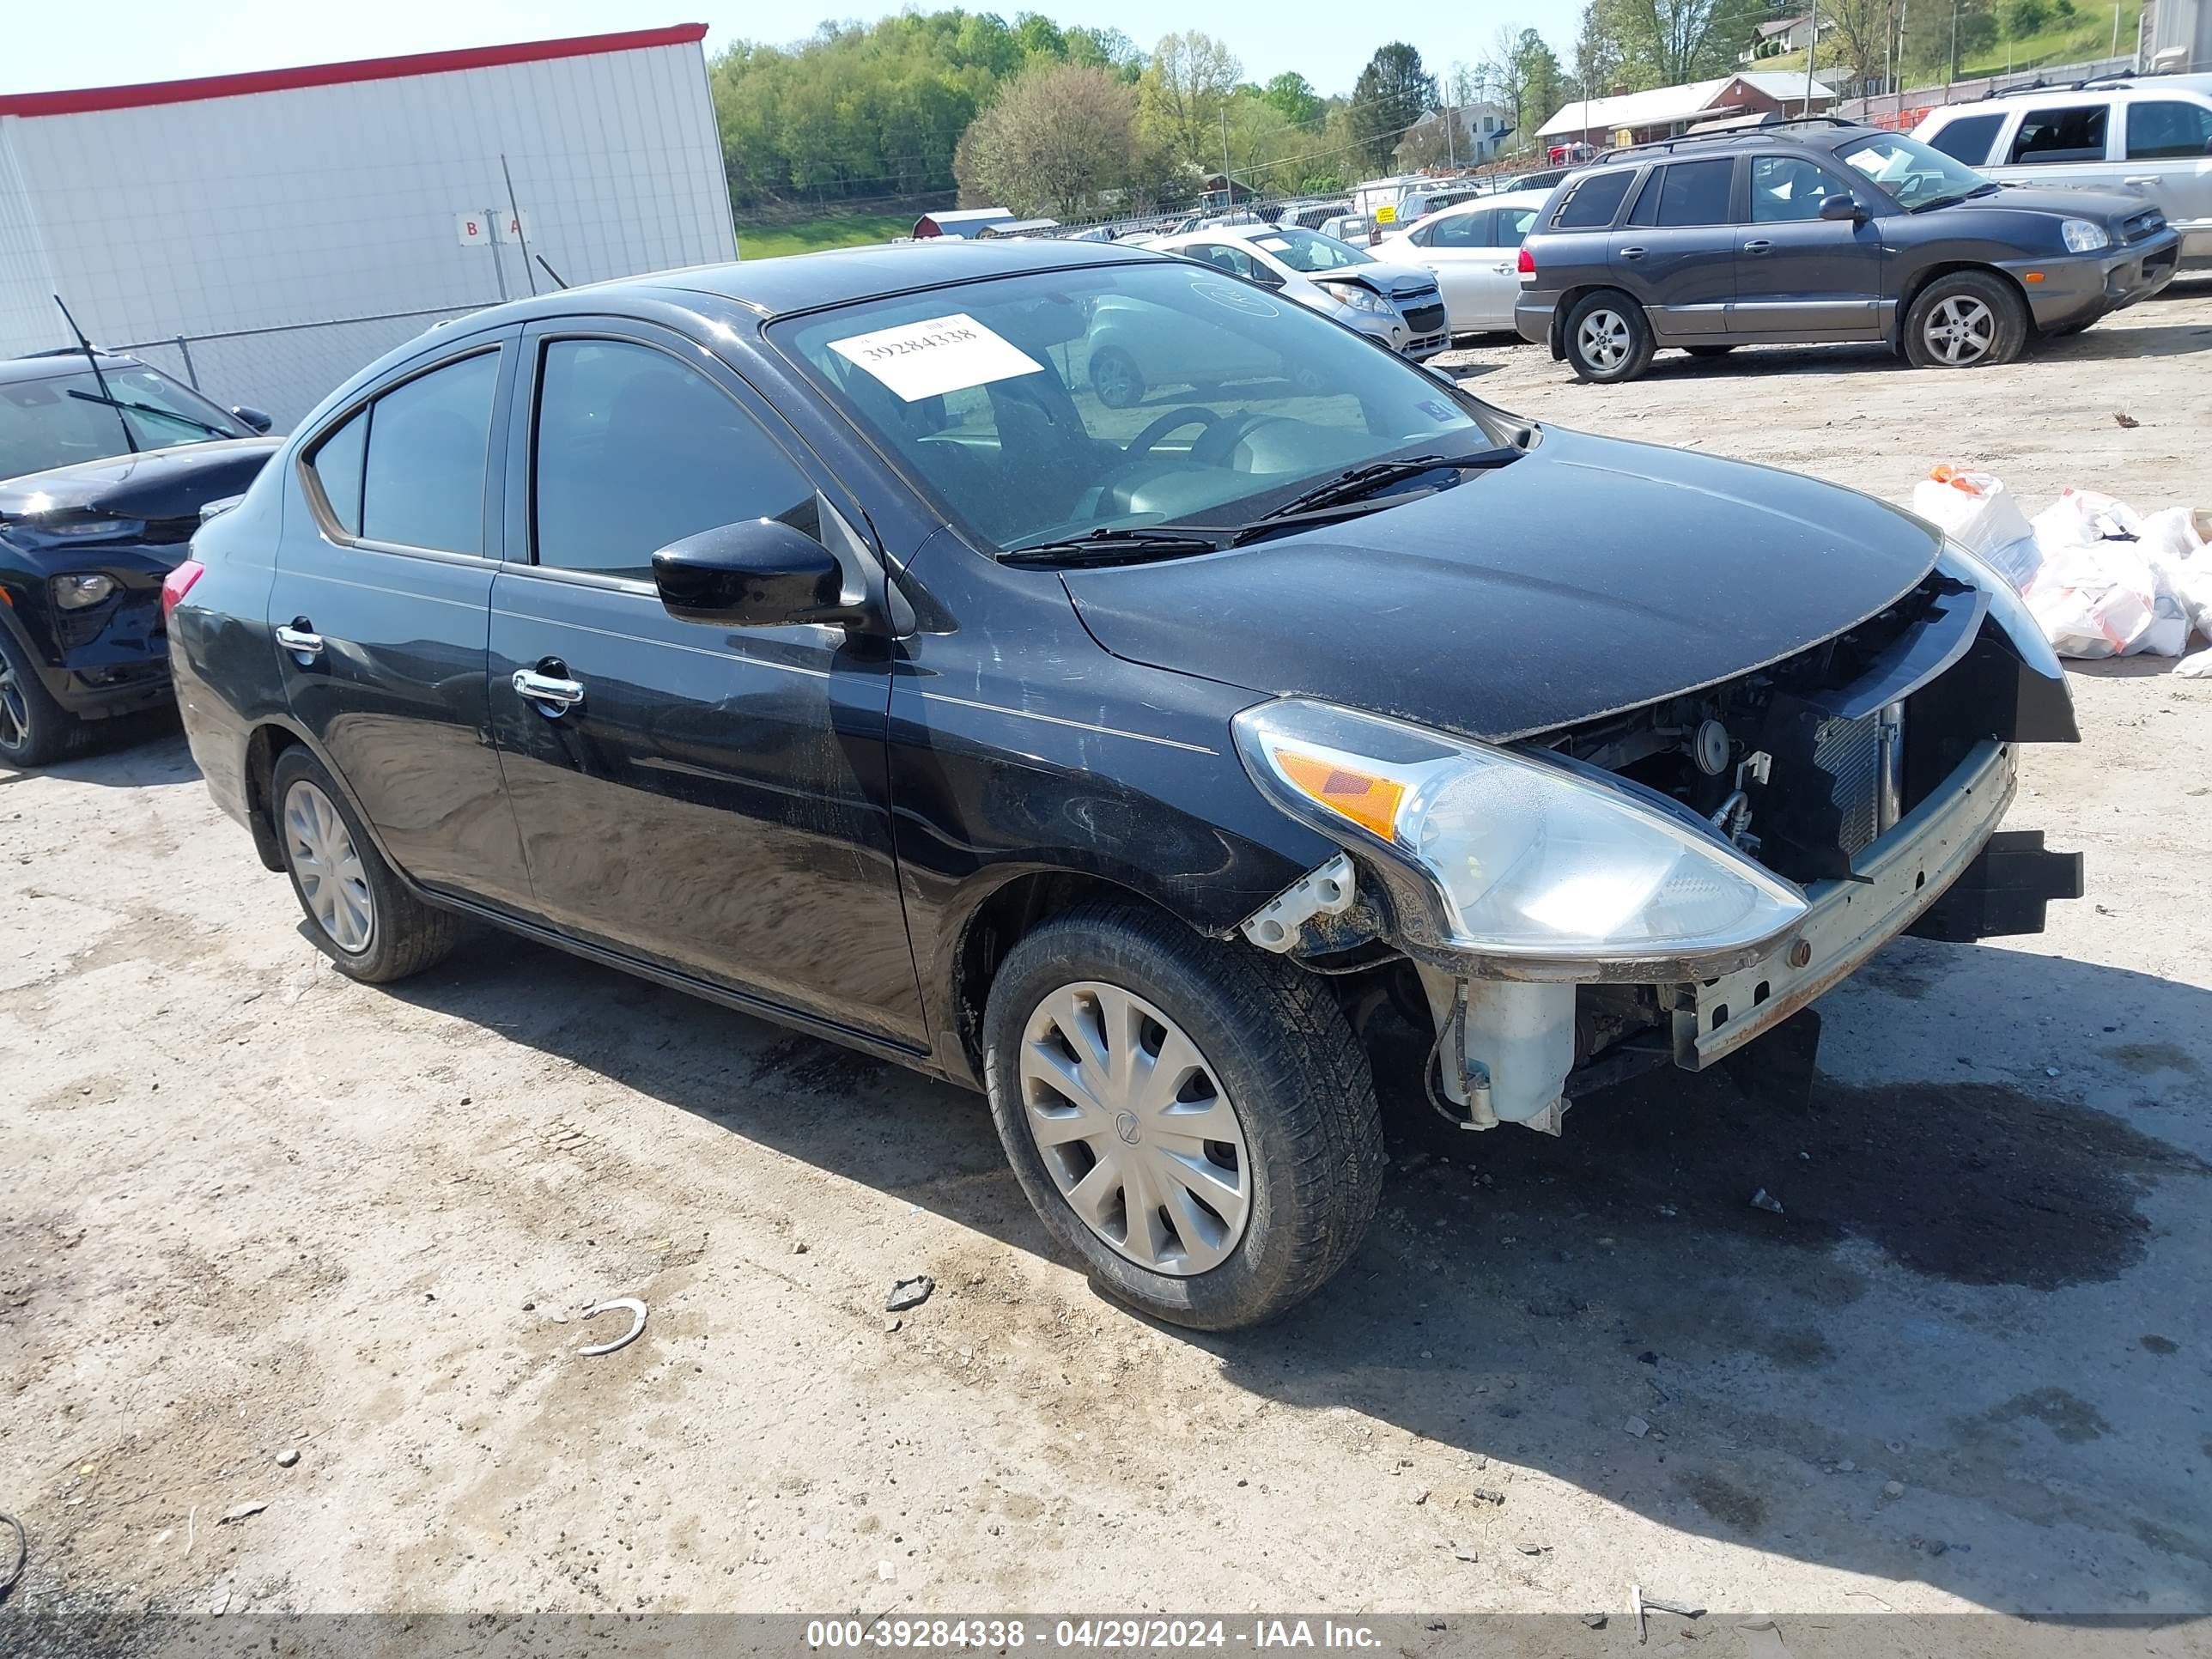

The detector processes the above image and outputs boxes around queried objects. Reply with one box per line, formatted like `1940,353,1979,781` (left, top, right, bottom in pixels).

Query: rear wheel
1089,346,1145,409
1564,291,1655,384
982,903,1384,1330
1904,271,2027,369
0,628,82,769
271,746,460,983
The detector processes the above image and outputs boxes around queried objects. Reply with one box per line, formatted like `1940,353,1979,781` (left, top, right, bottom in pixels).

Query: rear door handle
1742,239,1773,254
275,621,323,660
1620,246,1647,259
513,667,586,714
2124,175,2158,186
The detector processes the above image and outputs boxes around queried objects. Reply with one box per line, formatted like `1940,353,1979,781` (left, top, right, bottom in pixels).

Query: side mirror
230,404,274,434
652,520,867,629
1820,196,1869,224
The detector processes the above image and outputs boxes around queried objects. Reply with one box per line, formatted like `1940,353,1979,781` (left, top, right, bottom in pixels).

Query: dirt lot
5,281,2212,1629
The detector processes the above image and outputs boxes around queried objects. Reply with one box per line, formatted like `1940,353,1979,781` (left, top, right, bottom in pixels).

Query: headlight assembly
2060,218,2110,253
1233,698,1808,975
1321,283,1392,316
52,572,120,609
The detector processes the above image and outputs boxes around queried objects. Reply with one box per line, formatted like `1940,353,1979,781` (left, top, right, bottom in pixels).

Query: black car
0,350,278,764
170,240,2081,1329
1515,118,2181,381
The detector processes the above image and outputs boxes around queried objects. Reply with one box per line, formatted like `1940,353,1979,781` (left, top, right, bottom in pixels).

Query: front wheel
1903,271,2027,369
1563,291,1655,383
1089,346,1146,410
0,628,82,769
271,746,461,983
982,903,1384,1330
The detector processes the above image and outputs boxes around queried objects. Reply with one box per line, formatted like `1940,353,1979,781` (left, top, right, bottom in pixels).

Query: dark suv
1514,118,2181,382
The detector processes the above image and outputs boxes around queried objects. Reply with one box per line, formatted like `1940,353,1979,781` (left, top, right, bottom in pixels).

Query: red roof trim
0,24,708,118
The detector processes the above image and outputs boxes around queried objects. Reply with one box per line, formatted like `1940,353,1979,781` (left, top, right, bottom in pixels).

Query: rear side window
1498,207,1540,245
1651,158,1735,227
531,340,814,582
1552,168,1637,229
307,410,366,537
1923,112,2004,165
2126,100,2212,160
360,352,499,555
2008,104,2109,164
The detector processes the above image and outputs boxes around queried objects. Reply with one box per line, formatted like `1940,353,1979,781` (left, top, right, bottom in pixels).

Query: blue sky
3,0,1577,100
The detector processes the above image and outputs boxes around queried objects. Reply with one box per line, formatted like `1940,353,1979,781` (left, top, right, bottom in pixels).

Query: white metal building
0,25,737,425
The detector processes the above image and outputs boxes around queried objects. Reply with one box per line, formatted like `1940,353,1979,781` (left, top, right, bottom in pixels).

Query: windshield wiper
65,389,230,440
1000,528,1227,569
1909,181,1999,214
1246,447,1524,526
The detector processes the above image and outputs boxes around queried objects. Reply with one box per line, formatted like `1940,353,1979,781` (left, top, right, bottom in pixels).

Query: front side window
2126,100,2212,160
1183,242,1257,280
531,340,813,581
2009,103,2110,164
1552,167,1637,229
0,365,246,478
775,264,1495,554
1750,156,1847,222
1498,207,1540,246
1923,112,2004,165
1423,211,1492,249
360,350,498,555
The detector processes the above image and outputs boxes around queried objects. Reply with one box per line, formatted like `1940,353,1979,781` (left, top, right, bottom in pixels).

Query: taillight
1517,245,1536,276
160,559,205,622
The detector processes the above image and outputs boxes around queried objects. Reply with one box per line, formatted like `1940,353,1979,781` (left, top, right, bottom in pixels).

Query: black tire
981,902,1384,1331
1903,270,2027,369
1684,343,1737,358
1089,346,1146,410
0,625,83,769
1563,290,1656,384
270,745,460,984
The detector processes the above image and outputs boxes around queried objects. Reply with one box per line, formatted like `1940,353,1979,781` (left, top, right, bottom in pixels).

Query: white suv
1913,77,2212,269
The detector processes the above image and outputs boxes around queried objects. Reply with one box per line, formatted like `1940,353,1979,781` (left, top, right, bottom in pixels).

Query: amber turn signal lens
1272,749,1407,841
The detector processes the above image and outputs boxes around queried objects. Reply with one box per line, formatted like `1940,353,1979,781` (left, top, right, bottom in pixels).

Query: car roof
1601,118,1886,164
0,349,143,386
1928,75,2212,110
619,239,1164,320
1407,188,1554,222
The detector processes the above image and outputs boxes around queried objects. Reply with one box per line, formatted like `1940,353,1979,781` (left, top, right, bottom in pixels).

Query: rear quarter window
1551,168,1638,230
1923,111,2004,165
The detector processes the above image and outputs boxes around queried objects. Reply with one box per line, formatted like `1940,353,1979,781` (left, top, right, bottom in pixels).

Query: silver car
1149,225,1450,362
1913,78,2212,269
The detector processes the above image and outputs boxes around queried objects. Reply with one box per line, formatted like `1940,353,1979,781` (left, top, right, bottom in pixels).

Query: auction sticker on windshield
827,313,1043,401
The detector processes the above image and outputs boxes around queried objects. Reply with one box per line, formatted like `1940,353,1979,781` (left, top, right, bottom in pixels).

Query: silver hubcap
1018,981,1251,1276
0,658,28,753
1577,308,1631,369
1924,295,1994,365
283,780,374,953
1095,353,1135,403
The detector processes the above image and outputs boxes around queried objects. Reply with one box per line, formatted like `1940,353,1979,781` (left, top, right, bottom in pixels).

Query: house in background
1742,13,1834,62
1537,71,1838,156
1395,101,1516,167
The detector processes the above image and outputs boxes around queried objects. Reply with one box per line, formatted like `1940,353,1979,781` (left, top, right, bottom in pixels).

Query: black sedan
0,351,276,764
170,240,2081,1328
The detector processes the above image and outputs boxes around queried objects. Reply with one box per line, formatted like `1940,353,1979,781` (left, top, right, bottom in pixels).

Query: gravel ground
4,281,2211,1629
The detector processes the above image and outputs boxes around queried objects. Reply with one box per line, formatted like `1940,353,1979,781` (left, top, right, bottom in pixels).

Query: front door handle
1742,239,1773,254
275,620,323,660
2124,175,2158,186
1620,246,1647,259
513,667,586,715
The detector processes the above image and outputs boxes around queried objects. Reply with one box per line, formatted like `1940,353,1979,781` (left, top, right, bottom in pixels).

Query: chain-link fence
111,304,489,431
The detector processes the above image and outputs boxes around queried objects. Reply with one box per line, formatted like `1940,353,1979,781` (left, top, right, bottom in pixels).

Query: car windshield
0,364,247,480
1244,228,1373,271
1835,131,1993,211
773,263,1498,555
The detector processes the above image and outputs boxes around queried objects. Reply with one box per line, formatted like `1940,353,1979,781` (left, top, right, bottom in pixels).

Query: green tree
2004,0,2051,37
1598,0,1771,86
1515,29,1567,134
1349,42,1437,173
955,60,1141,216
1139,31,1243,169
1261,71,1325,128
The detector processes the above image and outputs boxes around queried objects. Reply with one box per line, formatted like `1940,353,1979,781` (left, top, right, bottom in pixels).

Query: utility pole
1951,0,1960,84
1805,0,1819,110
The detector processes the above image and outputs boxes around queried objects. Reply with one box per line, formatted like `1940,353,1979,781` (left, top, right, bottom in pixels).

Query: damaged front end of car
1231,543,2083,1134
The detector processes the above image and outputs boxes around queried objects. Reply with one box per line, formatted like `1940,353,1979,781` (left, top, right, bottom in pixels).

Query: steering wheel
1120,406,1231,464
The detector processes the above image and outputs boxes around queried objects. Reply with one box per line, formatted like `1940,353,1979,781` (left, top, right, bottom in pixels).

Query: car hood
0,437,282,521
1955,181,2152,222
1061,426,1940,742
1316,260,1438,299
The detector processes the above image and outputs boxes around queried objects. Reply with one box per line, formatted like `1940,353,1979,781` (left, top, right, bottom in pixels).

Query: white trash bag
2026,488,2191,658
2138,507,2212,647
1911,465,2040,591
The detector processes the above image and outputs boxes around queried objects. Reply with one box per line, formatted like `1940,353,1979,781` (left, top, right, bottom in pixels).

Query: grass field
1758,0,2140,82
734,210,914,259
